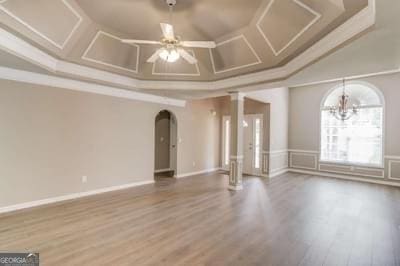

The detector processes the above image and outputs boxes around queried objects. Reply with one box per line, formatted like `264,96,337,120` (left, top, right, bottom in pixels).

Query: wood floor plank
0,172,399,265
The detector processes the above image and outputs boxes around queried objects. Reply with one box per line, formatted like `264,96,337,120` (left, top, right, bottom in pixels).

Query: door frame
221,114,263,176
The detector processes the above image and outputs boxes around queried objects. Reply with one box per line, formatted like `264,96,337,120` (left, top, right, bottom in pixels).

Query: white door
243,116,253,174
222,114,263,175
222,116,231,171
169,115,177,174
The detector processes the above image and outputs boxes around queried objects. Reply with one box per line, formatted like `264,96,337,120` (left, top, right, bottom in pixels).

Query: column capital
229,92,246,101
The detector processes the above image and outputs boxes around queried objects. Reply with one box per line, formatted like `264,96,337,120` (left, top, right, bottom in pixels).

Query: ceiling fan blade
147,49,162,63
177,48,197,64
160,23,175,39
121,39,161,45
181,41,216,49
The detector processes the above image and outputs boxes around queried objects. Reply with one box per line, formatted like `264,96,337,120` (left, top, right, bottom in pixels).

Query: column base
228,184,243,191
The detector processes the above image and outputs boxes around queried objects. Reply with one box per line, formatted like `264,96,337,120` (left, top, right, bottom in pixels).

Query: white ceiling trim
0,0,375,91
0,0,82,50
256,0,321,56
0,66,186,107
152,50,201,76
82,30,140,74
209,35,262,74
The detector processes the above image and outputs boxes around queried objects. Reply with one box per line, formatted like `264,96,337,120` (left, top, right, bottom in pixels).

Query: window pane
320,107,383,166
254,118,261,169
224,119,230,166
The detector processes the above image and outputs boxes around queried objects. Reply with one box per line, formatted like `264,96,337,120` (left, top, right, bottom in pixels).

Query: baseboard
289,169,400,187
175,167,221,179
0,180,155,215
263,168,289,178
154,168,172,174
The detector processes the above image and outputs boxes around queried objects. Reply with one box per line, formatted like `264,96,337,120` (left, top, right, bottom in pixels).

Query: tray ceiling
0,0,370,84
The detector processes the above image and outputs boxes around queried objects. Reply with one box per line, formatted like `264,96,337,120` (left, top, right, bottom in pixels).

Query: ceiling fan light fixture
159,48,180,63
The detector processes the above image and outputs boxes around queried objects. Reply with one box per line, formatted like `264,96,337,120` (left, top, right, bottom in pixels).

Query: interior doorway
154,110,177,178
222,114,263,176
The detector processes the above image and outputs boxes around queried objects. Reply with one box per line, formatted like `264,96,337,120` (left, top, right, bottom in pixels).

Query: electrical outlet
82,176,88,183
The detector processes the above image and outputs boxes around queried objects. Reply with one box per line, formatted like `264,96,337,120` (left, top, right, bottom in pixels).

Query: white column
229,92,245,191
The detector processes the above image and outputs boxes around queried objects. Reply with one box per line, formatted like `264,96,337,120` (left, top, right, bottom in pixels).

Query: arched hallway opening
154,110,178,179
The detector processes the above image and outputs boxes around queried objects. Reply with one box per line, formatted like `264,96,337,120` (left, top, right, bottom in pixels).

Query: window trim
319,80,385,169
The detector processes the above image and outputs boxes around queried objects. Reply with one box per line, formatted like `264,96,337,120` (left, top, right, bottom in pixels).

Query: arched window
320,82,384,167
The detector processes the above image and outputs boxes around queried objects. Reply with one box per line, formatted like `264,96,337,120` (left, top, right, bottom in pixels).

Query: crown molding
0,66,186,107
0,0,375,92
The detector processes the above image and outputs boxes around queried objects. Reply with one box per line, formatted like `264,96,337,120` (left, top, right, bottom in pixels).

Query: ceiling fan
121,0,216,64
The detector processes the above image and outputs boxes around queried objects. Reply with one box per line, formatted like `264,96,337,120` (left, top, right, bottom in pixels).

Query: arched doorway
154,110,178,178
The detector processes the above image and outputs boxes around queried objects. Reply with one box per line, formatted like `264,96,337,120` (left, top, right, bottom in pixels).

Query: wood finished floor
1,172,400,266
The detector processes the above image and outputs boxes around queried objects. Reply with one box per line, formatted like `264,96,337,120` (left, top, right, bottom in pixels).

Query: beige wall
0,80,220,208
289,73,400,182
247,87,289,152
154,111,170,170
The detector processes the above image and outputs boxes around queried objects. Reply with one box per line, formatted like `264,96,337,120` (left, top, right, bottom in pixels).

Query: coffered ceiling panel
0,0,82,49
257,0,321,56
82,31,139,74
210,35,261,74
0,0,370,85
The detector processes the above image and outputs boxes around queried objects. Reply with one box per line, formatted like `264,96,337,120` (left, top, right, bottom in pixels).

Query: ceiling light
159,48,180,63
329,78,359,121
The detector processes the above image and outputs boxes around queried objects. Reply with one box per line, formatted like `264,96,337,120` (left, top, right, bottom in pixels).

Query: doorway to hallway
154,110,177,178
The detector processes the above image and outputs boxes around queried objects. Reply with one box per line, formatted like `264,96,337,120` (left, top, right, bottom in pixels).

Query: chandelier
329,79,359,121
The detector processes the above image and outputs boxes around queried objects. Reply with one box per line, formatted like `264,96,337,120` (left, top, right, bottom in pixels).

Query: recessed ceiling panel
257,0,320,56
210,35,261,74
82,31,139,74
152,50,200,76
0,0,82,49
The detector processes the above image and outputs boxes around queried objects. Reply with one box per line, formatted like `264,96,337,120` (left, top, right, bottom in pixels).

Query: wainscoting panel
319,163,384,178
289,152,317,170
388,159,400,180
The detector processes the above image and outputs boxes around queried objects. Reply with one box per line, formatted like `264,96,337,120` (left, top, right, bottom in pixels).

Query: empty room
0,0,399,265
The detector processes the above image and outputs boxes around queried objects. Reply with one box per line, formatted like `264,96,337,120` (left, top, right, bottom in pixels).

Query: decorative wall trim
154,168,172,173
288,149,319,153
256,0,321,56
388,160,400,180
385,155,400,160
289,169,400,187
0,0,82,49
0,180,155,215
264,168,289,178
209,35,262,74
0,67,186,107
175,167,221,179
152,49,200,76
263,149,289,155
82,31,140,74
318,163,384,179
289,152,318,170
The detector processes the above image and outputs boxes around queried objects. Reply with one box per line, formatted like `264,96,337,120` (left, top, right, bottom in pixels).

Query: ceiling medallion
329,79,359,121
121,0,216,64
